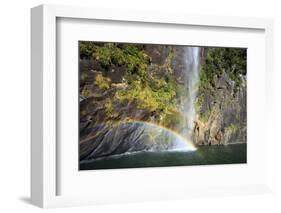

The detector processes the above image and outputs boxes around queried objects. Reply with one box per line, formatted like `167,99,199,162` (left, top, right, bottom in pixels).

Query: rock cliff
79,42,247,160
193,48,247,145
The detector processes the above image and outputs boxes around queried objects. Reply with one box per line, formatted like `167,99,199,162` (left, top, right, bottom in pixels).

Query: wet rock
80,122,195,161
193,70,246,145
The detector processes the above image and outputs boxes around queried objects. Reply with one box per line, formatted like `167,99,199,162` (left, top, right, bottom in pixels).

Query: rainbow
123,120,197,152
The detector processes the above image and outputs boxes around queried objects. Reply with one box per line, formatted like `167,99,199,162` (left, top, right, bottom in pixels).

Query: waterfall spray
183,47,201,137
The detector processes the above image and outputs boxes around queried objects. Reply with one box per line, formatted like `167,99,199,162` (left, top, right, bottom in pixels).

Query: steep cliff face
193,48,247,145
79,44,183,131
79,42,246,160
193,73,247,145
80,122,195,161
79,43,194,160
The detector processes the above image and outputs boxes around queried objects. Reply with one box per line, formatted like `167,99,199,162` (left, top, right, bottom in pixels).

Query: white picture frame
31,4,274,208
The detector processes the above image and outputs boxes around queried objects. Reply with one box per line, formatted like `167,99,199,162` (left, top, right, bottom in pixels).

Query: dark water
80,143,246,170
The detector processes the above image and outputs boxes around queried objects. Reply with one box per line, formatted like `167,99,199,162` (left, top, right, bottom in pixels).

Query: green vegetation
80,42,181,125
195,94,204,112
199,110,210,123
81,87,90,98
80,42,149,75
200,48,246,89
115,76,177,115
105,99,114,117
165,51,174,74
80,42,246,133
79,41,98,58
94,73,111,90
196,48,246,123
117,74,184,129
225,123,239,132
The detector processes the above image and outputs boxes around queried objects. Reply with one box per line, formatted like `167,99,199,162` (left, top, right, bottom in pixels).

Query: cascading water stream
182,47,201,139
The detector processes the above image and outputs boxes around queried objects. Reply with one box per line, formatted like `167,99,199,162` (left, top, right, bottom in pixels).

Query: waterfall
183,47,201,137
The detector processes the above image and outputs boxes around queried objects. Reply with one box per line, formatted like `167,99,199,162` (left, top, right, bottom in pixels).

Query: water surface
80,143,246,170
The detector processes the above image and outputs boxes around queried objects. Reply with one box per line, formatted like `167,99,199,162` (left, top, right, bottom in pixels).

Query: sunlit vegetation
80,41,182,125
80,42,246,137
116,77,177,114
81,87,90,98
94,73,111,90
104,98,114,117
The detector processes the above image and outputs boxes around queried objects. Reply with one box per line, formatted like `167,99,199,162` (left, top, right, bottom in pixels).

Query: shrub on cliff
200,47,246,89
94,73,111,90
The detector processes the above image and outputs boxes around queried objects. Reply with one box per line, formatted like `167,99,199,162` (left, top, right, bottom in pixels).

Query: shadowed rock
80,122,196,161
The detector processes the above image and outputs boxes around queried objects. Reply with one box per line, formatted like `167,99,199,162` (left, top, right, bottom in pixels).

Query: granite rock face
193,64,247,145
80,122,195,161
